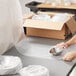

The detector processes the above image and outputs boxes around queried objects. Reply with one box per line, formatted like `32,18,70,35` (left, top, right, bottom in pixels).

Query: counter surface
5,37,76,76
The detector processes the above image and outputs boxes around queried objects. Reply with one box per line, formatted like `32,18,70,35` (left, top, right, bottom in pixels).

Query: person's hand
56,42,68,49
63,51,76,62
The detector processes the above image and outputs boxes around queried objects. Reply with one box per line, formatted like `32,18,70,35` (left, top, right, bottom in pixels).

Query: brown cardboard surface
37,3,76,9
23,19,64,30
66,17,76,34
26,26,66,39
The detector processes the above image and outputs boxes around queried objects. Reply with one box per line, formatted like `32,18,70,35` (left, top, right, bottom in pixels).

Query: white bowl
0,55,22,75
32,14,51,20
19,65,49,76
51,13,70,22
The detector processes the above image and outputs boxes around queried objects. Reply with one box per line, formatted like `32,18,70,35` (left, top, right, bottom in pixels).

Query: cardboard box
23,12,76,39
37,3,76,10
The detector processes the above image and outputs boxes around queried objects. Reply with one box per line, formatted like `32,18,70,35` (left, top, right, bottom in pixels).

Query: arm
65,35,76,47
56,35,76,62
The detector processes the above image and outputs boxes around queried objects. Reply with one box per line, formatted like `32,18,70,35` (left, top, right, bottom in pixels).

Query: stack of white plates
0,55,22,75
19,65,49,76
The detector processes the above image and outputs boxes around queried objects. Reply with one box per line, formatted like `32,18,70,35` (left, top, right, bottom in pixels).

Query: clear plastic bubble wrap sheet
0,0,24,54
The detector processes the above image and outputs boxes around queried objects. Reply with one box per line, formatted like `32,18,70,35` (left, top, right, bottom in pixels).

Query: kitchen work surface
4,37,76,76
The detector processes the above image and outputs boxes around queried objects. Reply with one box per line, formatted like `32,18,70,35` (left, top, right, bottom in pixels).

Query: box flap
66,17,76,34
23,19,64,30
23,13,35,20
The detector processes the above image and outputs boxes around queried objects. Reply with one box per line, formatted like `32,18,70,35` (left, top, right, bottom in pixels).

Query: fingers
56,42,64,47
63,56,73,62
63,52,75,62
56,42,68,49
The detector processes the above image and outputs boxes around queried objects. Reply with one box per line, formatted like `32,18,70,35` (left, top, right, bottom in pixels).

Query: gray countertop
4,37,76,76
